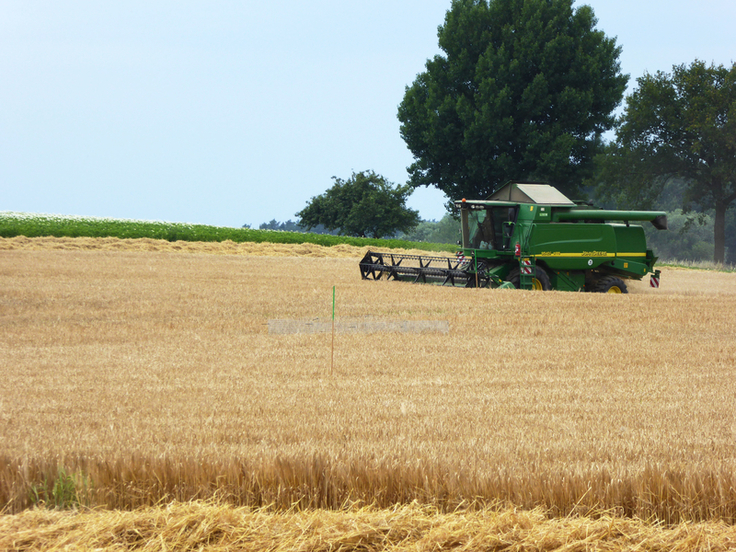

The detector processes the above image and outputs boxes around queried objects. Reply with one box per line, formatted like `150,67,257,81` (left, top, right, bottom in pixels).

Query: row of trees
597,61,735,263
256,214,459,244
294,0,734,263
257,219,339,235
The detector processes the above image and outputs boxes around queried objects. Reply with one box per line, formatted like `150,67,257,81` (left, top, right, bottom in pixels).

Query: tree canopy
296,171,421,239
597,60,736,263
398,0,627,203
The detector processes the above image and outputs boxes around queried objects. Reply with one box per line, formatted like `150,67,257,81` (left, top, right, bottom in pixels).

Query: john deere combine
359,182,667,293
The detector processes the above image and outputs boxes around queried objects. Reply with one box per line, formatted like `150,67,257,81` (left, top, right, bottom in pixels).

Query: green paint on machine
359,183,667,293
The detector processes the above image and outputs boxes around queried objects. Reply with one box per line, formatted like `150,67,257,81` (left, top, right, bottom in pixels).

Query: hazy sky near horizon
2,1,734,227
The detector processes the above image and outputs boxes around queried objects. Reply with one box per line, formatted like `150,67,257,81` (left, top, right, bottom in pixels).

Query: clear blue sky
2,1,734,227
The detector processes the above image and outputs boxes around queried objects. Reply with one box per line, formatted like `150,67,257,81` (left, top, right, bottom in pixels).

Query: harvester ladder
519,257,536,290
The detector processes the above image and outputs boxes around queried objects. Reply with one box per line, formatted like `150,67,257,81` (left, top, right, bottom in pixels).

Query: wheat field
1,236,736,548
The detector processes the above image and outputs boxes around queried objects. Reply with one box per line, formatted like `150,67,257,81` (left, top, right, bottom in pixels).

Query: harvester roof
487,182,575,205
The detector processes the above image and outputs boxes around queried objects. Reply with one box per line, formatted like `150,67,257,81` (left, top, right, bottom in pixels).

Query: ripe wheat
1,237,735,524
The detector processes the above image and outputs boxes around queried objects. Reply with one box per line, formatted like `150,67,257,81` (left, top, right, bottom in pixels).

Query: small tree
296,171,421,239
597,60,736,263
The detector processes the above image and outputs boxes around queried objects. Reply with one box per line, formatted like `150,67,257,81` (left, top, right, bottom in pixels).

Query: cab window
466,206,517,250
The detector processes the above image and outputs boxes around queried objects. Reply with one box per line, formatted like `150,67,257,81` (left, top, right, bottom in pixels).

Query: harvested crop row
0,235,443,259
2,501,736,551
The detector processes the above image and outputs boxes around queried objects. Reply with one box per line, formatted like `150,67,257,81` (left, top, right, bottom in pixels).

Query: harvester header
359,182,667,293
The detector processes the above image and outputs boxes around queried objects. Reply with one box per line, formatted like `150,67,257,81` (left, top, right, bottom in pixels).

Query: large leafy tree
398,0,627,203
598,60,736,264
296,171,421,239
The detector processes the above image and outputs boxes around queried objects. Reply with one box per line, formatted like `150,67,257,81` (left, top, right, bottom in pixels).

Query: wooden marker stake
331,285,335,375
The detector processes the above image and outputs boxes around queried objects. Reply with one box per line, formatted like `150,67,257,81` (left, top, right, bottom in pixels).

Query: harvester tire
593,276,628,294
506,266,551,291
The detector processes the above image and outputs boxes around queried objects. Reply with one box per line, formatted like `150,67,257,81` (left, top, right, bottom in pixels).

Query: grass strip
0,212,456,252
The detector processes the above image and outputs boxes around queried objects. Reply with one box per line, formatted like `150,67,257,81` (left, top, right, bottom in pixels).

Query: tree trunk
714,201,726,264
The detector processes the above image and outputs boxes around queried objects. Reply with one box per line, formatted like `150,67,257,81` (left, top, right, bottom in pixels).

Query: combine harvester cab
359,182,667,293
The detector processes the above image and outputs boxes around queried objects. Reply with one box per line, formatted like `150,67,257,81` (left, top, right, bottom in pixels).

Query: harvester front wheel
506,266,551,291
593,276,628,294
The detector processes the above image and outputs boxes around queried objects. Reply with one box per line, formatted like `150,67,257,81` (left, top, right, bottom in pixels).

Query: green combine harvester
359,182,667,293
